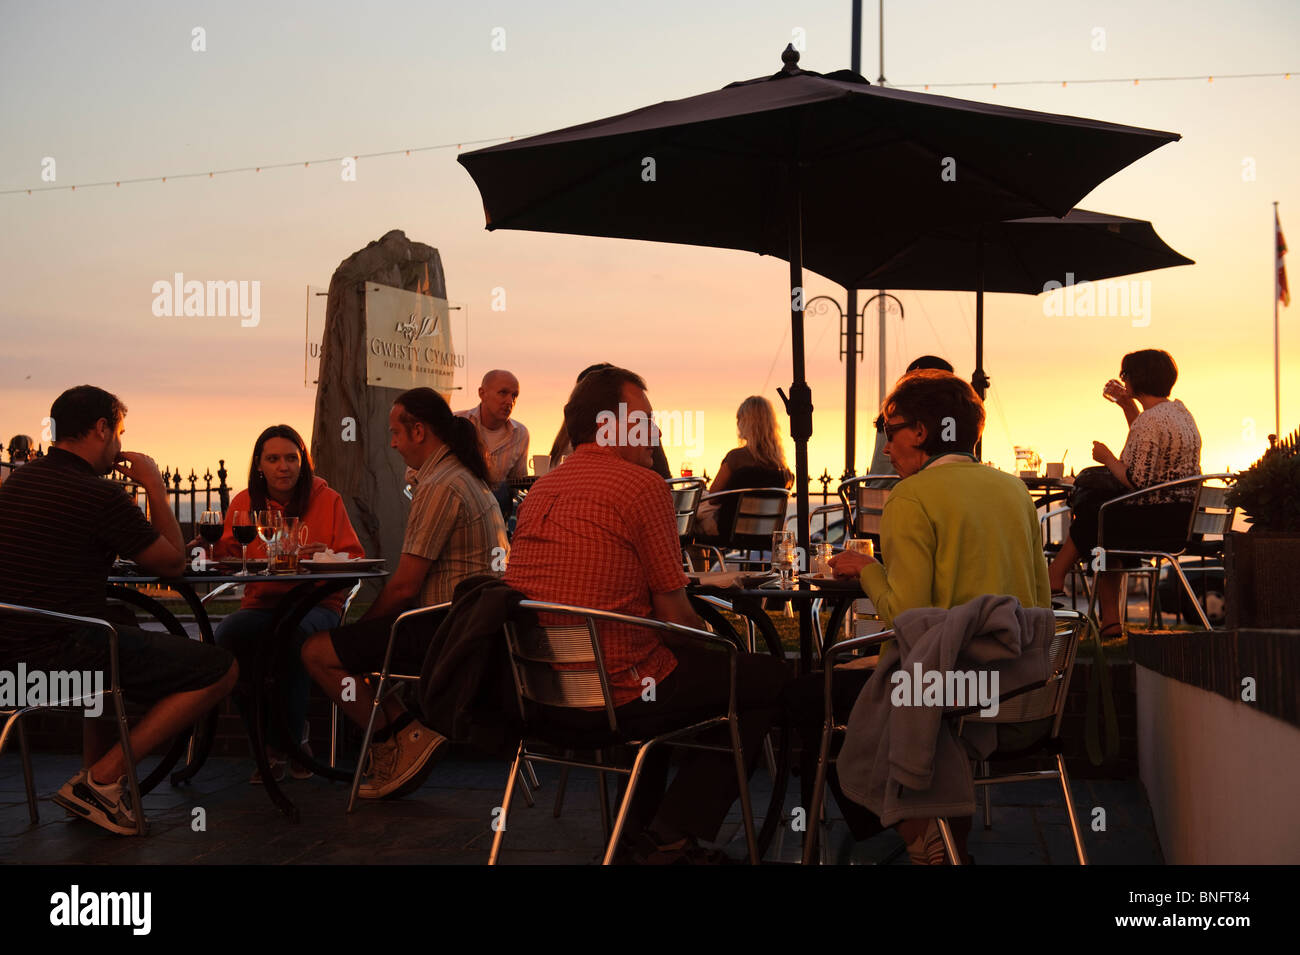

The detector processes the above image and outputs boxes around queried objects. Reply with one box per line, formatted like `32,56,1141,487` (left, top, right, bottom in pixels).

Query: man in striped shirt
0,385,237,835
302,387,508,799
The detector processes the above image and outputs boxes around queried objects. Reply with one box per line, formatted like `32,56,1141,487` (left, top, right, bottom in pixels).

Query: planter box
1226,531,1300,629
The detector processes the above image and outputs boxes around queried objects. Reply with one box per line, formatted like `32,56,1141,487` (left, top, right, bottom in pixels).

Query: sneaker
357,721,446,799
249,753,287,784
52,771,142,836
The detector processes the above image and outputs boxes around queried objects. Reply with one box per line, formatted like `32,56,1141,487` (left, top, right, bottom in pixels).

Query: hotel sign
364,283,463,392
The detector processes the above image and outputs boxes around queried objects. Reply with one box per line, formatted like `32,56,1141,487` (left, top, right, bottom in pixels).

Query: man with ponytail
302,387,508,799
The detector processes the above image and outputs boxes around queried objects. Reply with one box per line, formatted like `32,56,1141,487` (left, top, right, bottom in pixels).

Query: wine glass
255,510,282,575
231,509,257,575
198,510,223,567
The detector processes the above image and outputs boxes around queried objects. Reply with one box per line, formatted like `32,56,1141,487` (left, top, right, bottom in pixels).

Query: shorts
9,624,234,707
328,607,449,676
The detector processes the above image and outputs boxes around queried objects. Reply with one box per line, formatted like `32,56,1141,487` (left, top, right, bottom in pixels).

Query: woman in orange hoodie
212,425,363,782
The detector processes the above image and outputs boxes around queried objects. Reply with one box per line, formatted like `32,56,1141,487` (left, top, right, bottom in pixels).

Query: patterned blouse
1120,399,1202,503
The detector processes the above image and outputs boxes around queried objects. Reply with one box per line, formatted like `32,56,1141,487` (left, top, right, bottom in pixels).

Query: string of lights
4,70,1294,197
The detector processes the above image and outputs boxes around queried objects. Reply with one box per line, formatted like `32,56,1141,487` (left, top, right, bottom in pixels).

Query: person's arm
708,459,732,493
114,452,186,576
1092,441,1134,489
652,588,705,631
1103,379,1140,427
301,491,365,559
855,496,937,628
359,552,433,621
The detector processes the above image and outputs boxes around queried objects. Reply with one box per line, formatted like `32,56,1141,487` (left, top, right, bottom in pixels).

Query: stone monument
311,230,449,599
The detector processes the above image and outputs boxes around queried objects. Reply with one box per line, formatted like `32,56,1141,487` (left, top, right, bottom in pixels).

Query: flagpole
1276,201,1282,438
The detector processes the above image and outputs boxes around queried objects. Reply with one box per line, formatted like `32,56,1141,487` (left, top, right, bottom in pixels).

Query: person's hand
1102,379,1132,404
113,451,165,489
299,542,329,558
827,550,875,579
1092,441,1117,465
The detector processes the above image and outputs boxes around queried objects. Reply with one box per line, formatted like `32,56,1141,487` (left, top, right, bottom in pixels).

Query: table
107,566,387,821
686,575,864,856
1020,476,1074,511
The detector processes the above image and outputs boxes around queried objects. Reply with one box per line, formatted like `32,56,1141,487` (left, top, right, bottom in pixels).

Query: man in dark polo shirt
0,385,237,835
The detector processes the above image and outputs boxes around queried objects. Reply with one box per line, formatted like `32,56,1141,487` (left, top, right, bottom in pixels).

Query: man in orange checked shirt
504,366,788,864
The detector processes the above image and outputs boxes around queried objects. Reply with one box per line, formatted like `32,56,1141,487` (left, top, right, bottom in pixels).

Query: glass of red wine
231,509,257,575
198,510,223,568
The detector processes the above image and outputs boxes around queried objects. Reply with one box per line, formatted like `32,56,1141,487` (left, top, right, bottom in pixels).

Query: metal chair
935,610,1092,864
666,476,706,570
837,474,900,545
1089,474,1235,631
0,603,146,834
489,600,759,865
802,610,1090,865
692,487,790,571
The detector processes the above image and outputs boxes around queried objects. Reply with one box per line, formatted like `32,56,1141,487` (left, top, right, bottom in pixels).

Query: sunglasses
883,419,916,441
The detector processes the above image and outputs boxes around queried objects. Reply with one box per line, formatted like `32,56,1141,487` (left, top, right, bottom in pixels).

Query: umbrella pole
784,165,815,672
974,230,987,460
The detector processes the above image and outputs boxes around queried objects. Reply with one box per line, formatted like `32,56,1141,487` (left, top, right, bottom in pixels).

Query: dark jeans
538,643,789,842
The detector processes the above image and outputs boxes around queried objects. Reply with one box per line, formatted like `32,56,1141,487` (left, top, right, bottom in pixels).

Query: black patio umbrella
819,208,1195,398
457,47,1179,592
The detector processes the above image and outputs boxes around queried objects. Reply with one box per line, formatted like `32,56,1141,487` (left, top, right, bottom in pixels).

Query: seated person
456,369,529,521
1047,349,1201,639
826,370,1050,863
549,362,672,478
0,386,237,835
210,425,363,782
301,388,508,799
506,366,788,863
865,355,953,475
696,395,794,537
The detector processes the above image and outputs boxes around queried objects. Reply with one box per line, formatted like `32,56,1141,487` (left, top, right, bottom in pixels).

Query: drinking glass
271,519,305,575
255,510,282,575
198,510,223,566
771,530,797,586
231,509,256,575
845,538,875,560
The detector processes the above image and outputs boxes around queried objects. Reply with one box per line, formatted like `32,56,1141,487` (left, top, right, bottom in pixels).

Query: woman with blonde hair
696,396,793,537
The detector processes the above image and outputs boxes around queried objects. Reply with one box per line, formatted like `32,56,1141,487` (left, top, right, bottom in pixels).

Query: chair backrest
0,603,119,707
725,488,790,551
503,604,619,731
838,475,899,539
666,477,706,540
1099,473,1234,551
961,610,1087,732
1190,475,1235,540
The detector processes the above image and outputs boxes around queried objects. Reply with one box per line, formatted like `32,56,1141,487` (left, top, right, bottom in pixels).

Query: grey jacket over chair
836,595,1057,826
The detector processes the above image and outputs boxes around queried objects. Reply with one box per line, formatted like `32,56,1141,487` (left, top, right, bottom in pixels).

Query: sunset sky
3,0,1297,495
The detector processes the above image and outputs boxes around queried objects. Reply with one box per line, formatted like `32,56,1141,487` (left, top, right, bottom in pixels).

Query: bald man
456,370,530,515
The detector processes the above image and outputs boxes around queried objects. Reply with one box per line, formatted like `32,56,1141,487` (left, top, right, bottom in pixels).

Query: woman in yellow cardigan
828,370,1051,863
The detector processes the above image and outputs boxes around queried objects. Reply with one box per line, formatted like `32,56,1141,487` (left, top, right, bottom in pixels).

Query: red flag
1279,210,1290,307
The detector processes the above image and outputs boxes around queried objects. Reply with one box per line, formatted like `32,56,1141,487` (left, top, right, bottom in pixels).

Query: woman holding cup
211,425,364,781
822,371,1050,865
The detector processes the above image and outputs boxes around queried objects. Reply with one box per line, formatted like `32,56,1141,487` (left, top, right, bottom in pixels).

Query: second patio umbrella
816,208,1195,398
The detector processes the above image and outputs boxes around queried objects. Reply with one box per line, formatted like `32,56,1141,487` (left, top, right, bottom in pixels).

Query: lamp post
806,293,904,479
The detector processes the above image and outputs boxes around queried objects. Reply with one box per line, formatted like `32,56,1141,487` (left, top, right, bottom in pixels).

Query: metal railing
110,461,231,541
